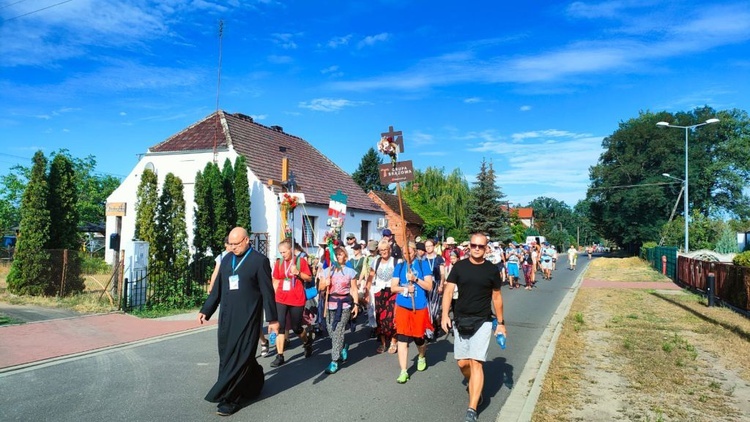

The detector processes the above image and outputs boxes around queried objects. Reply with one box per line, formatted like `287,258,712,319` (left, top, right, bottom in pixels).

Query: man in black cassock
199,227,279,416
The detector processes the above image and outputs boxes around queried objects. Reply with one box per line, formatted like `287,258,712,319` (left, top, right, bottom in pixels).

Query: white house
105,110,385,267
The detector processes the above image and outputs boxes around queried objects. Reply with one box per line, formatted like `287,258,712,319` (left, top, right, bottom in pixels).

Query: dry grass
0,262,117,314
533,259,750,422
585,256,673,282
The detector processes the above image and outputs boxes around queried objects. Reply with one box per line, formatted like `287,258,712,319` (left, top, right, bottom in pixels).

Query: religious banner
378,160,415,185
328,190,347,218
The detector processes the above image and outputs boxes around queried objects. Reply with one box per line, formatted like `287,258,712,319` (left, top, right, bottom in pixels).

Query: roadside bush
732,251,750,267
80,253,111,274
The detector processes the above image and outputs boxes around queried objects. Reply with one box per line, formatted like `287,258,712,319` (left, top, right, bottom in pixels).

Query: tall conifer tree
155,173,189,277
7,151,52,295
234,155,251,230
221,158,237,229
466,159,508,239
134,168,159,264
48,153,84,295
352,147,391,193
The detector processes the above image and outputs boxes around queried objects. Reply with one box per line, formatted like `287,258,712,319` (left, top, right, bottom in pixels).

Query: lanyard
232,250,250,274
426,257,435,274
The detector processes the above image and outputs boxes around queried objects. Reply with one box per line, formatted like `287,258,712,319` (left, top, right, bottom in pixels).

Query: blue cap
382,228,392,236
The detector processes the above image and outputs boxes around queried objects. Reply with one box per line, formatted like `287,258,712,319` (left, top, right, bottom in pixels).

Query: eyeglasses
378,249,390,252
227,237,247,247
469,243,486,249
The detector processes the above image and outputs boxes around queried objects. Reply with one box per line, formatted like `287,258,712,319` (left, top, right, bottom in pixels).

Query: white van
525,236,546,245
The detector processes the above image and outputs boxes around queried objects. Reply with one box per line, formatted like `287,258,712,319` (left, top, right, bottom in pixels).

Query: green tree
193,169,211,255
352,147,391,193
234,155,251,230
155,173,189,277
48,153,84,295
466,159,509,239
134,169,159,264
527,197,575,237
221,158,237,229
0,165,28,234
206,163,228,254
404,167,471,239
7,151,52,295
714,223,739,254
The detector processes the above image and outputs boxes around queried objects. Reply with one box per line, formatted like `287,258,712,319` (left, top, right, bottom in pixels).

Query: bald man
199,227,279,416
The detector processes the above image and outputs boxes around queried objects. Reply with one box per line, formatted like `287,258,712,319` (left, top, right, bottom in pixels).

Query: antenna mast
213,19,224,164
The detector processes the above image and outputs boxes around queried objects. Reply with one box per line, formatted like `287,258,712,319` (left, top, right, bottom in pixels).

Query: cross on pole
381,126,404,153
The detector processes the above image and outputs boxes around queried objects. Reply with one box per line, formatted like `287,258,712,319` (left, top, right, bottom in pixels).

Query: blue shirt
393,259,430,310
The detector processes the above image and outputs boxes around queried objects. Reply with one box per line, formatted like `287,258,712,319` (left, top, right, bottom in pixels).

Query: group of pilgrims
199,225,580,418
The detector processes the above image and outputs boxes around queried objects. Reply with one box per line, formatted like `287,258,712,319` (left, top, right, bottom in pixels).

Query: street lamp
656,118,720,252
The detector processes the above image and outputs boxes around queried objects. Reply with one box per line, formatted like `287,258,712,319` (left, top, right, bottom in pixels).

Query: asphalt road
0,256,590,422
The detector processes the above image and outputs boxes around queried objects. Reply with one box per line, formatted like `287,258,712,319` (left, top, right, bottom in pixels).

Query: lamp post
656,118,720,252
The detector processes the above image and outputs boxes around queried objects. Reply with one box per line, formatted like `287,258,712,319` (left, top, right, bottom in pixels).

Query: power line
2,0,73,22
589,181,679,191
1,0,30,10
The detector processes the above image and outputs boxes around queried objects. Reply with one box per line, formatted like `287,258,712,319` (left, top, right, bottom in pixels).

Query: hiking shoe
341,344,349,362
464,408,478,422
270,354,285,367
396,370,409,384
260,341,269,358
324,361,338,374
417,356,427,371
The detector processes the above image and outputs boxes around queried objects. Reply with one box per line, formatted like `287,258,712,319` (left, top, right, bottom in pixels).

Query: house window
360,220,370,242
302,215,316,247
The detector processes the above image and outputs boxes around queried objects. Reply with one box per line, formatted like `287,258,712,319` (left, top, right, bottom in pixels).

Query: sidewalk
0,311,216,371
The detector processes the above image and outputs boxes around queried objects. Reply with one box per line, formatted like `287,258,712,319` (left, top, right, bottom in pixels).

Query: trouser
326,307,351,362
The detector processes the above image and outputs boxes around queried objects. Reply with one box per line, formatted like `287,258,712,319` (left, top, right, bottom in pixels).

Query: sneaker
341,344,348,362
396,370,409,384
216,402,239,416
270,354,285,367
464,408,478,422
417,356,427,371
260,341,269,358
324,361,338,374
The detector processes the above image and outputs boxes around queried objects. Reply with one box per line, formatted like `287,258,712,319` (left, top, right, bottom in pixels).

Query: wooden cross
267,157,301,191
381,126,404,153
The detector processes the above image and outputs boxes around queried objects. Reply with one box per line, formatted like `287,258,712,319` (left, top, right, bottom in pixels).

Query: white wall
105,148,237,268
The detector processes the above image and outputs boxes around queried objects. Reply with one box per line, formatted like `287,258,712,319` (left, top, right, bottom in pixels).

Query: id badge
282,278,291,291
229,275,239,290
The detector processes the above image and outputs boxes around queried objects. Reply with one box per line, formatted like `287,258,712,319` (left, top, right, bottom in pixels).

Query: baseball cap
367,240,379,252
416,242,426,252
382,228,393,236
352,243,362,250
346,233,355,239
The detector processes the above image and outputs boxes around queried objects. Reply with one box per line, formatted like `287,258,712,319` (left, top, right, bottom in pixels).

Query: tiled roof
370,191,425,225
148,111,381,212
512,207,534,219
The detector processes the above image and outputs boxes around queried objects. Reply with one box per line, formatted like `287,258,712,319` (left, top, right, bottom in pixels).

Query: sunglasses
469,243,487,249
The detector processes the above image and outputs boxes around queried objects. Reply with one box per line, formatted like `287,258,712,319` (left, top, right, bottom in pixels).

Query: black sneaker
216,402,239,416
304,337,313,358
464,408,478,422
270,354,285,367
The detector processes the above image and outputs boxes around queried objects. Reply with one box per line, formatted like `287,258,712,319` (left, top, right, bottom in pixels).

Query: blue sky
2,0,749,207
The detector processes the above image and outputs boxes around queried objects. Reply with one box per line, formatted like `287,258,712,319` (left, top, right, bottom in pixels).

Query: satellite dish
144,162,156,174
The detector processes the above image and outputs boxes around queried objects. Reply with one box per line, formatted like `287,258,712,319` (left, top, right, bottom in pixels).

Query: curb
495,266,587,422
0,324,216,376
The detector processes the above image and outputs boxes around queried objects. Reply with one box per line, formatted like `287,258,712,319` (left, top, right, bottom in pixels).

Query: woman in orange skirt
391,241,434,384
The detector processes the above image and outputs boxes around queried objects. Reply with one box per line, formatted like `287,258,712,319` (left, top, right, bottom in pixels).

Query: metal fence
641,246,678,280
121,232,270,312
641,245,750,313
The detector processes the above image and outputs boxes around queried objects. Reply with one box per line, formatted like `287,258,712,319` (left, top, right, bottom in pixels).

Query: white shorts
541,259,553,270
453,321,492,362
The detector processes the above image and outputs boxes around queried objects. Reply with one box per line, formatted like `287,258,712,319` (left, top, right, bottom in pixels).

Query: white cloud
519,105,532,111
298,98,369,112
419,151,447,156
330,3,750,91
358,32,390,48
119,111,127,116
327,35,352,48
411,131,434,146
272,33,299,49
321,65,344,77
250,114,267,120
464,97,482,103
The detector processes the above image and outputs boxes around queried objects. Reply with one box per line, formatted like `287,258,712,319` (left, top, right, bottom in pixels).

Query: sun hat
445,236,456,245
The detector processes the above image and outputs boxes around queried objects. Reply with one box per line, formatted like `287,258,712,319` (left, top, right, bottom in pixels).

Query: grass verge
533,259,750,422
585,256,673,282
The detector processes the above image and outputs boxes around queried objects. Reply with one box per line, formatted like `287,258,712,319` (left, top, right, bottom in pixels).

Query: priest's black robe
200,248,277,405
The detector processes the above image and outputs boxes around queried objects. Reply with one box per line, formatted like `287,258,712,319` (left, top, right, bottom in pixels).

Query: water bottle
269,331,277,347
496,332,506,349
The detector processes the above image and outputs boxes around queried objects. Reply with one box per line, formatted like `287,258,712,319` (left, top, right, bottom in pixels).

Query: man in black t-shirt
441,233,506,422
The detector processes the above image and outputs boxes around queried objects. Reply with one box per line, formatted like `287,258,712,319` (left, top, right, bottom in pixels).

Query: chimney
270,125,283,132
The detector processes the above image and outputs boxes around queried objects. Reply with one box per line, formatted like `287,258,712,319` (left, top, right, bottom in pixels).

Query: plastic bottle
496,332,506,349
269,331,277,347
